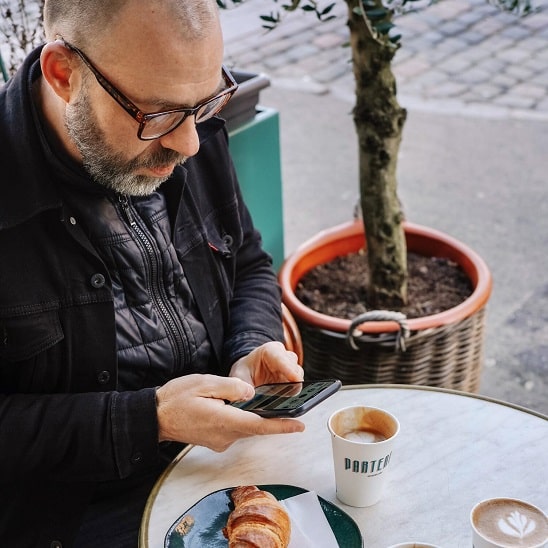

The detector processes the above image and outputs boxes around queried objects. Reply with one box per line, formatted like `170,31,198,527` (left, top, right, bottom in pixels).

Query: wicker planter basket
279,221,493,392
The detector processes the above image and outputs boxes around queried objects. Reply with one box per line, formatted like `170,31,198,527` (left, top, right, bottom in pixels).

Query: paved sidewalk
221,0,548,120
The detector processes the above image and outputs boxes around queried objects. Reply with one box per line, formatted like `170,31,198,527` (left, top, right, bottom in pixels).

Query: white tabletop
140,385,548,548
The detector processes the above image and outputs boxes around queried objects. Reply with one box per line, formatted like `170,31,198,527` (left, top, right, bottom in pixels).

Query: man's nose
158,116,200,158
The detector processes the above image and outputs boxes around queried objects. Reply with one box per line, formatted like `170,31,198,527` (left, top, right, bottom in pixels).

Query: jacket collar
0,46,62,230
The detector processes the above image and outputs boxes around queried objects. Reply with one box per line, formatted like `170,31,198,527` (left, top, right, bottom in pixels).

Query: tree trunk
345,0,408,308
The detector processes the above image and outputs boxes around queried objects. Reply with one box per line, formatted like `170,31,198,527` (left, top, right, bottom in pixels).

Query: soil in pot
295,249,473,319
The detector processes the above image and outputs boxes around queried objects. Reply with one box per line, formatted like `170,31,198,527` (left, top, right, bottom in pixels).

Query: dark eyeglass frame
59,38,238,141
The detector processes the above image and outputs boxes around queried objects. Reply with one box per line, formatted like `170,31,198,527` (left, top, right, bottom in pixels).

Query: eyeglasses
59,38,238,140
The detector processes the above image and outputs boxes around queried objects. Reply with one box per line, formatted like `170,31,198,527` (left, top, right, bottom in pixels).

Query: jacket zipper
117,194,189,368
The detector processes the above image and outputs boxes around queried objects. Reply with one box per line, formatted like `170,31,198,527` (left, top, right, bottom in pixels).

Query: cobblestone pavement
221,0,548,119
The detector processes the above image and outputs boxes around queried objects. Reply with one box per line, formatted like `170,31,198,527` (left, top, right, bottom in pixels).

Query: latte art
498,510,538,539
344,428,387,443
471,498,548,548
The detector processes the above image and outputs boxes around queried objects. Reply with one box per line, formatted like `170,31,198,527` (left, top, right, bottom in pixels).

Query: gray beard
64,87,186,196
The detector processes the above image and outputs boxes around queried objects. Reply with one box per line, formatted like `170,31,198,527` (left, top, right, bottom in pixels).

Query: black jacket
0,48,283,546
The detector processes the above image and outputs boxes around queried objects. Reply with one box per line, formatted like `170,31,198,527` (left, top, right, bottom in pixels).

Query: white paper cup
328,405,400,507
470,497,548,548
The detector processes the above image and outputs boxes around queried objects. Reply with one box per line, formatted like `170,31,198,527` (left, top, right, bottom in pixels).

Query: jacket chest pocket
0,309,65,392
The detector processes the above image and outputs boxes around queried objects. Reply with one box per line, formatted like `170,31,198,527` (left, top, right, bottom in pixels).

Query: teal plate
164,484,363,547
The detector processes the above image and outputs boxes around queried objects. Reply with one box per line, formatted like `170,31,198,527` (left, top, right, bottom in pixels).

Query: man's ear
40,41,80,103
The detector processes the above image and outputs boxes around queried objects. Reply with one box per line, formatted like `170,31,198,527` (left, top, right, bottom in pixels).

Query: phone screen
231,379,341,418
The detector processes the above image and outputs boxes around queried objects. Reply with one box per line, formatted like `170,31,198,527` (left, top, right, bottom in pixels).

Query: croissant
223,485,291,547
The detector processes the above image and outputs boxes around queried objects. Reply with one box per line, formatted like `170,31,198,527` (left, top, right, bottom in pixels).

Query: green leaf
374,21,395,34
321,3,336,15
364,7,388,19
260,13,280,23
282,0,302,12
491,0,532,13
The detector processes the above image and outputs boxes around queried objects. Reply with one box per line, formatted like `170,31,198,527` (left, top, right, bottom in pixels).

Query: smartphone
230,379,342,418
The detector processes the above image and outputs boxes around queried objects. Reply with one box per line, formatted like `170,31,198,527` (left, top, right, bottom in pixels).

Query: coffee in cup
471,497,548,548
328,406,399,507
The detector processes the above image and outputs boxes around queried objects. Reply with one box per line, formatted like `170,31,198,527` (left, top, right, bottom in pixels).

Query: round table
140,385,548,547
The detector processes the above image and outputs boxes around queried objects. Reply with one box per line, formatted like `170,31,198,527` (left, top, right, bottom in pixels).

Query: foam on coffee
343,428,387,443
471,498,548,547
330,407,398,442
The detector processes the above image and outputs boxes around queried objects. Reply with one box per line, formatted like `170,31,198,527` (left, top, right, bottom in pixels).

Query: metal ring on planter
346,311,410,352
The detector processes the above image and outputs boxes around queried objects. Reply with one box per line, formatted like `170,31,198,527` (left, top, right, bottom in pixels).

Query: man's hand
155,373,304,452
229,341,304,387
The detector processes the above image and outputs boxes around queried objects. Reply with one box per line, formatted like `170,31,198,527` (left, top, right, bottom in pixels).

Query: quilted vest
67,189,213,389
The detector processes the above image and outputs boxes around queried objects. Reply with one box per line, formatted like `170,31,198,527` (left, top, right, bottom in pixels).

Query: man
0,0,304,545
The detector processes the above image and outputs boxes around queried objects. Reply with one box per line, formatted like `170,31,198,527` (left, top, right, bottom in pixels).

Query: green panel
228,107,284,270
0,51,8,82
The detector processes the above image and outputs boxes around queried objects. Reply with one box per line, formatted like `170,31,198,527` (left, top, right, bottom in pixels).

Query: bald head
38,0,226,192
43,0,219,49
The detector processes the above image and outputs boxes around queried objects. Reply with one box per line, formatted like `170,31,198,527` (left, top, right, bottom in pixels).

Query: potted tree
219,0,531,391
4,1,529,391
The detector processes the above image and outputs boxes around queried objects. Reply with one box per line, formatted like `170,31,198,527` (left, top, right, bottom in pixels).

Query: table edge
138,383,547,547
345,384,548,420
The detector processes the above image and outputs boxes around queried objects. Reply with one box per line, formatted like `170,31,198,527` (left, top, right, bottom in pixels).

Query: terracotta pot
278,220,493,390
